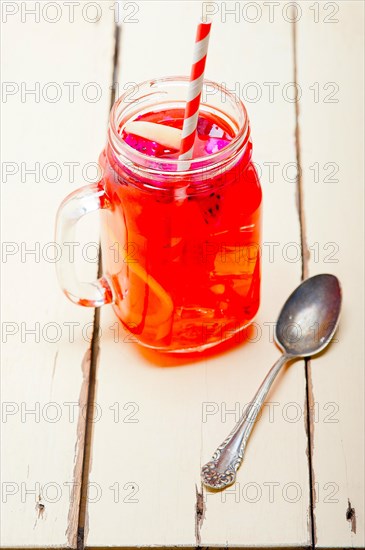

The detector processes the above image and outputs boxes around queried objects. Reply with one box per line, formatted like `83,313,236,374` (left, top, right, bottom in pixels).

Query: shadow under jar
56,77,262,353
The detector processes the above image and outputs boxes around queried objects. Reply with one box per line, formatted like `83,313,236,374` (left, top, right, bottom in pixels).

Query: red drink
56,78,262,353
100,86,261,351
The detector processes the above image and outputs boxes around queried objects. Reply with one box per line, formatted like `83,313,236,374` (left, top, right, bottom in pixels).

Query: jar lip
109,76,250,175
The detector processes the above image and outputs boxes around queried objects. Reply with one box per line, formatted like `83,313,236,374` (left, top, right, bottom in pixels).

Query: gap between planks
292,14,316,550
71,21,122,550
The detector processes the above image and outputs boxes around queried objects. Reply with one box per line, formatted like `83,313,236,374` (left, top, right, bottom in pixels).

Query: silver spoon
201,273,342,490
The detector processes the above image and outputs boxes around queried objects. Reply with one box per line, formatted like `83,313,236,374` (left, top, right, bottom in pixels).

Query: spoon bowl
275,273,342,357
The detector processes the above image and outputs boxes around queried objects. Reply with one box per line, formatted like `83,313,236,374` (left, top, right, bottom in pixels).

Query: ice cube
205,137,231,154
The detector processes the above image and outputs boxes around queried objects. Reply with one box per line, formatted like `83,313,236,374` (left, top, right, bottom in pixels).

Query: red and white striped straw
179,18,212,163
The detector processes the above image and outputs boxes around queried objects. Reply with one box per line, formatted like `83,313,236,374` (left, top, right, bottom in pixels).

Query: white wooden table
1,1,364,548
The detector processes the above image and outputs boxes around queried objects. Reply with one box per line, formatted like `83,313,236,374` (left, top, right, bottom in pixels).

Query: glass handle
55,182,113,308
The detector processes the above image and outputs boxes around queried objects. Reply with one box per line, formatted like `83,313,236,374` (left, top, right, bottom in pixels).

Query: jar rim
108,76,250,176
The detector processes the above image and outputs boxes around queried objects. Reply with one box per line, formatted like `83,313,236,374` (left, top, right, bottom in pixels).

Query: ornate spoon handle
201,354,290,490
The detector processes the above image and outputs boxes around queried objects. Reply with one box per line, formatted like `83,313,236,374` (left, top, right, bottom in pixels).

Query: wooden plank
86,2,311,547
296,1,365,547
0,2,114,547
